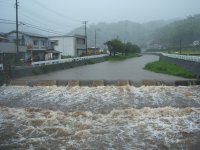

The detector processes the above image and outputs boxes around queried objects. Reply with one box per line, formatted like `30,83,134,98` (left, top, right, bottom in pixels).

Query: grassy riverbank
107,53,141,61
144,60,196,78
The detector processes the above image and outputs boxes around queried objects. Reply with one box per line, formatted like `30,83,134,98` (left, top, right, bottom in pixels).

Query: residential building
4,31,61,62
0,42,26,65
49,35,86,57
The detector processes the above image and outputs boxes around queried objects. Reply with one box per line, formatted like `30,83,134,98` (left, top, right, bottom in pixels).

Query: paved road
20,55,187,81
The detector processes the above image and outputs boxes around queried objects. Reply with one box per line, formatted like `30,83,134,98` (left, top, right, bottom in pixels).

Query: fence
161,53,200,62
0,54,109,70
32,54,109,67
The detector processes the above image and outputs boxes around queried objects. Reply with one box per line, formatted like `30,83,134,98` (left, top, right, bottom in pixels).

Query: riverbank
144,60,196,78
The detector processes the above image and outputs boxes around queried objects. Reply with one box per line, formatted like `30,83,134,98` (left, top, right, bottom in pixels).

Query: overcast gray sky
0,0,200,35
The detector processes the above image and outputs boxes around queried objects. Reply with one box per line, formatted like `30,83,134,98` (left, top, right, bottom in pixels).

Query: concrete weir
8,79,200,87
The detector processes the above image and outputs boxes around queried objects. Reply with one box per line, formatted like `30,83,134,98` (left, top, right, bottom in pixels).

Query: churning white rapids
0,86,200,149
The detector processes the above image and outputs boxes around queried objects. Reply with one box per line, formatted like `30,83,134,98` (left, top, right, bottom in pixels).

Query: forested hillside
68,14,200,50
153,14,200,47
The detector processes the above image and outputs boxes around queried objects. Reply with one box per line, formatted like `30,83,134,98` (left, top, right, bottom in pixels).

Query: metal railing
161,53,200,62
32,54,109,67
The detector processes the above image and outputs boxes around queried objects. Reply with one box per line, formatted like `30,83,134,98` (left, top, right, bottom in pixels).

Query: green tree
125,42,141,54
104,39,124,56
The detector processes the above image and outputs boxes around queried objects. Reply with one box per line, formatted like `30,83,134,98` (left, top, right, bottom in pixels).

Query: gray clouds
0,0,200,34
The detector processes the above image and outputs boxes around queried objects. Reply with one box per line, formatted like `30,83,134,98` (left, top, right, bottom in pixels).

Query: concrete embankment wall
159,55,200,78
0,57,107,85
7,79,200,87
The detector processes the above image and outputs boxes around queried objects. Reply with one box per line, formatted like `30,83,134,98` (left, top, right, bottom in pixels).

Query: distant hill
68,14,200,50
68,20,172,49
153,14,200,48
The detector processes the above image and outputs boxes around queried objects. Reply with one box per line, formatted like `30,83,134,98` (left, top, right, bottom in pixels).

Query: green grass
107,53,141,61
144,60,196,78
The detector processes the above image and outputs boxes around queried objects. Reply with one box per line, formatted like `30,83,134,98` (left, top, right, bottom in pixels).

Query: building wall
0,42,26,53
7,33,48,51
49,36,86,57
75,37,86,56
31,37,48,50
49,37,75,57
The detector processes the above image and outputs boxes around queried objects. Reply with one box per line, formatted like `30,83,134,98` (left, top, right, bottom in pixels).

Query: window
54,40,59,46
33,40,38,46
41,40,46,47
51,40,58,46
76,38,85,45
21,35,25,46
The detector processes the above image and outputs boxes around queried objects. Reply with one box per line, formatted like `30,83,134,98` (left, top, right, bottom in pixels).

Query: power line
19,9,81,29
0,19,15,22
32,0,82,23
25,24,62,35
18,7,82,33
0,18,63,35
0,22,16,25
23,22,63,35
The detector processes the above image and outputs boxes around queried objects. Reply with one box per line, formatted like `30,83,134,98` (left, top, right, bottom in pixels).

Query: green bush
32,65,48,75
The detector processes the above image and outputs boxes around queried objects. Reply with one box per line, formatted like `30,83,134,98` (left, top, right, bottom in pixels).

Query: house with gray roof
0,31,61,64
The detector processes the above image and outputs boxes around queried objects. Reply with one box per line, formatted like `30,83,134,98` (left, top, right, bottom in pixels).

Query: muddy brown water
19,55,188,81
0,85,200,149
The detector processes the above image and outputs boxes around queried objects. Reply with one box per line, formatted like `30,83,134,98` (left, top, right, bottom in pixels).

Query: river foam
0,86,200,149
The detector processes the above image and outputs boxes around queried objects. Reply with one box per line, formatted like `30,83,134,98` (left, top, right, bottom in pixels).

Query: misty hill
68,20,171,49
153,14,200,48
68,14,200,49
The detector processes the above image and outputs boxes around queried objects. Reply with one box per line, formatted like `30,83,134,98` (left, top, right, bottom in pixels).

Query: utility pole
95,29,96,54
83,21,88,55
179,40,182,54
16,0,19,54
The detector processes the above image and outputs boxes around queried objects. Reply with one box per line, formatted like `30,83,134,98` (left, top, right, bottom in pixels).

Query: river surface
0,85,200,149
20,55,187,81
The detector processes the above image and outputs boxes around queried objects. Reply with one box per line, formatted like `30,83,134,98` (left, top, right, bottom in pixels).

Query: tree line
104,39,141,56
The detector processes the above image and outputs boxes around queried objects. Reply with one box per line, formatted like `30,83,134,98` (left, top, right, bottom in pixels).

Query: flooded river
0,85,200,149
20,55,187,81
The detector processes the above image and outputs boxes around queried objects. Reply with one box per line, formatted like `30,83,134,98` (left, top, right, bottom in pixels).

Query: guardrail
0,64,3,71
32,54,109,67
161,53,200,62
146,52,200,63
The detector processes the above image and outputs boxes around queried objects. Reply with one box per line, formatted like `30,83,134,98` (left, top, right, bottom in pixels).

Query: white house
49,35,86,57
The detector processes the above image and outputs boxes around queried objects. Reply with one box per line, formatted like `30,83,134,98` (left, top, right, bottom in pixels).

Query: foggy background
1,0,200,49
0,0,200,34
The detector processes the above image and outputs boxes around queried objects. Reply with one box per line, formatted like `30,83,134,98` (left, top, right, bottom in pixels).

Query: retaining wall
7,79,200,87
160,55,200,78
